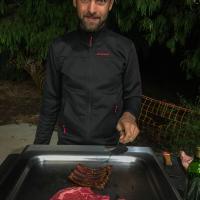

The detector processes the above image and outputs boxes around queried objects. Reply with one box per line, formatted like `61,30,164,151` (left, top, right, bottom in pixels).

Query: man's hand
180,151,193,170
116,112,139,144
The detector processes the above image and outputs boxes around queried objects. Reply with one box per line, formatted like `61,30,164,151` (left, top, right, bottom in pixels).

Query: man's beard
79,13,107,32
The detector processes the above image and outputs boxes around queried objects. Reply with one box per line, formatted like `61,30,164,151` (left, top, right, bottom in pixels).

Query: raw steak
50,187,110,200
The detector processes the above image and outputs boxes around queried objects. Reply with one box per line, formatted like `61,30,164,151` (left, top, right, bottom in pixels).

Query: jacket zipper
87,35,93,140
89,35,93,114
89,35,93,48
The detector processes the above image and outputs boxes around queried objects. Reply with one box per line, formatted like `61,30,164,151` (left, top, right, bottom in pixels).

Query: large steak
50,187,110,200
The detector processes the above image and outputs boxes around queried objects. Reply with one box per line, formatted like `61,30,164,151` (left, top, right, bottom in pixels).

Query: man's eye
96,0,108,5
80,0,90,3
80,0,108,5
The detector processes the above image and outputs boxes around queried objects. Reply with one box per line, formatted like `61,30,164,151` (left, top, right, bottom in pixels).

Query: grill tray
1,145,182,200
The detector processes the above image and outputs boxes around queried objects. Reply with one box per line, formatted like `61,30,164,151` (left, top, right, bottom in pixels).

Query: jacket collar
78,24,107,47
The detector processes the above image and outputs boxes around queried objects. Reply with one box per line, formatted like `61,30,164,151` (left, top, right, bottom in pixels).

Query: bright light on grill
37,155,137,163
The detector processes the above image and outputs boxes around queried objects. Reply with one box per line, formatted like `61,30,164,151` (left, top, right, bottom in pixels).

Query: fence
138,95,198,150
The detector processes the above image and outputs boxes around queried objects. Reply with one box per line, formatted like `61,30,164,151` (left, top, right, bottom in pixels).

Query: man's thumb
116,121,123,131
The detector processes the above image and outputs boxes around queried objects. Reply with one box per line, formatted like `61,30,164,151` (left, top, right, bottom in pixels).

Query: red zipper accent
63,125,67,135
89,35,93,47
114,105,118,113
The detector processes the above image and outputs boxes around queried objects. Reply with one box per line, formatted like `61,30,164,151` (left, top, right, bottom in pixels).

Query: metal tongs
104,138,128,163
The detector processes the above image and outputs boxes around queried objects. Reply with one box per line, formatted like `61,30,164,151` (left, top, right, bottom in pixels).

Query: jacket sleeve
34,44,61,144
123,42,142,119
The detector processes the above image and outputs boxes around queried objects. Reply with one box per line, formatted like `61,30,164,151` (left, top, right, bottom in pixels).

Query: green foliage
163,96,200,153
114,0,200,78
179,96,200,115
181,49,200,79
0,0,70,64
0,0,199,80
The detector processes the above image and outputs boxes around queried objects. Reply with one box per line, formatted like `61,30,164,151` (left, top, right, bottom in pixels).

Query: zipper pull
89,35,93,47
114,104,118,113
63,125,67,135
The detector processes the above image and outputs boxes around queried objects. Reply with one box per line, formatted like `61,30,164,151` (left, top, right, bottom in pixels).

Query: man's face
73,0,114,32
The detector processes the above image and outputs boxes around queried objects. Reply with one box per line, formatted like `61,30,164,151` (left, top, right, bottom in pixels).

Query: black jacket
34,26,142,145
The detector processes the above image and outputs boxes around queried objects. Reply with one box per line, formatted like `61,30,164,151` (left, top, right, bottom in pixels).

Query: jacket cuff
123,96,141,119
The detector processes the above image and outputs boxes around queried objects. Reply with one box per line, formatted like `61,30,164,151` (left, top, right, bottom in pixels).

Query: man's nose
87,1,97,14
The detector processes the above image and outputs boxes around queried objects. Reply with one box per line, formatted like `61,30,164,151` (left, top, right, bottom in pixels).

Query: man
34,0,142,145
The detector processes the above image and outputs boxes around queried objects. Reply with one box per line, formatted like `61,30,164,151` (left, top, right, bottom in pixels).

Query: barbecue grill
0,145,183,200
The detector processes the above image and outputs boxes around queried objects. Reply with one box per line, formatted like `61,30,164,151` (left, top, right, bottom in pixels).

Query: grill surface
1,145,182,200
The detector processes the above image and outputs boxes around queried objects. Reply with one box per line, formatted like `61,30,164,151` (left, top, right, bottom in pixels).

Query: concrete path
0,123,57,164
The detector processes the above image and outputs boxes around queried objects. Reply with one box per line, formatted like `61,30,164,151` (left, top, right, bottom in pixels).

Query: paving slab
0,123,57,164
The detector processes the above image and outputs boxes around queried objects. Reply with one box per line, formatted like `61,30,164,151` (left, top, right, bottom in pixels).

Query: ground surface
0,80,41,125
0,80,43,163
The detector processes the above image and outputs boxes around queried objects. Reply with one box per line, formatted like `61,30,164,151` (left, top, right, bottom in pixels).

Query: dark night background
138,42,199,102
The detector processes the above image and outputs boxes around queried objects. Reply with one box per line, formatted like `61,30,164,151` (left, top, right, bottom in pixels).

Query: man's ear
73,0,77,8
109,0,114,11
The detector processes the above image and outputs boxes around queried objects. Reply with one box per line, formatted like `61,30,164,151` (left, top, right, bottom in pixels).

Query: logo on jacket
96,51,111,57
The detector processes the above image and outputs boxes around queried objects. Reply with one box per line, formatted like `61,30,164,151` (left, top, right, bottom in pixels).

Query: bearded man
34,0,142,145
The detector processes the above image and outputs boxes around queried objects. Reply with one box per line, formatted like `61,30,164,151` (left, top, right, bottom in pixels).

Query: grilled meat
68,164,112,189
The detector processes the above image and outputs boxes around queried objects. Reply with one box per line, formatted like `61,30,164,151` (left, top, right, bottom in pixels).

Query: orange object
162,151,173,166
